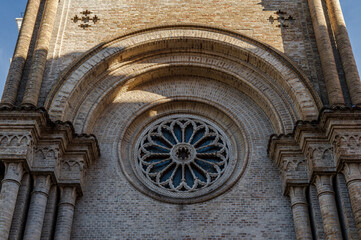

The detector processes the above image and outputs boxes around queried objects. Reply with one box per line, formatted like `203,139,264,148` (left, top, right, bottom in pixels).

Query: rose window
136,116,230,193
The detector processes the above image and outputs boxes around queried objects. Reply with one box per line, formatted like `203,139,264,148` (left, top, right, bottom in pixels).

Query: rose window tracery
136,116,230,193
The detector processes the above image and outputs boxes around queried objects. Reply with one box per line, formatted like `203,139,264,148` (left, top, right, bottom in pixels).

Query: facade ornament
0,133,32,147
268,10,295,29
33,146,60,168
333,133,361,157
71,10,99,29
61,158,85,172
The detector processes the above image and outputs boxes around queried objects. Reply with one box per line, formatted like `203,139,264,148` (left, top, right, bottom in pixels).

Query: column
334,174,358,239
307,0,344,106
9,173,31,240
289,186,313,240
314,175,343,239
325,0,361,105
23,175,52,240
22,0,59,107
308,185,325,239
342,163,361,238
1,0,42,106
54,187,77,240
41,185,58,240
0,162,24,240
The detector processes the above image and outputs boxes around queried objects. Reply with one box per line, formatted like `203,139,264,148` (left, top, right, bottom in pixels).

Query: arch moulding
45,25,322,134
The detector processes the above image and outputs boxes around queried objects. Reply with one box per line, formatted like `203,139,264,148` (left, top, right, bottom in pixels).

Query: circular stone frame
118,100,248,204
135,114,232,195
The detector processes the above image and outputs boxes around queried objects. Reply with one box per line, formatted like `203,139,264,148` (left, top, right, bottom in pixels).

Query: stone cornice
268,107,361,190
0,107,100,194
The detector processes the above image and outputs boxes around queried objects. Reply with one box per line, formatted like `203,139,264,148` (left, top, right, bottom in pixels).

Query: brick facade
0,0,361,239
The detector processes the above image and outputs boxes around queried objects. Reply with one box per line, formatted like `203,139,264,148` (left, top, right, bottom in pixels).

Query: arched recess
45,25,322,135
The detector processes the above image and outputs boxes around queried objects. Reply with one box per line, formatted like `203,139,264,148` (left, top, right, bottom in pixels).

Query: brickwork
1,0,361,239
71,76,296,239
39,0,327,107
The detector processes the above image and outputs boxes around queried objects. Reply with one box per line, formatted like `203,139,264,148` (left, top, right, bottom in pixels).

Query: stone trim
268,107,361,239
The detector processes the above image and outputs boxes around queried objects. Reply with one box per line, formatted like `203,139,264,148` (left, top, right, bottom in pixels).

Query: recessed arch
45,24,322,134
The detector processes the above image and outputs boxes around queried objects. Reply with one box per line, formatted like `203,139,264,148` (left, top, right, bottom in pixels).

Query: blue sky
0,0,360,98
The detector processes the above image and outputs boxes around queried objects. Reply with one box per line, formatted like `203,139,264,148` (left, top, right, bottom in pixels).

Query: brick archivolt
45,25,322,135
69,54,298,134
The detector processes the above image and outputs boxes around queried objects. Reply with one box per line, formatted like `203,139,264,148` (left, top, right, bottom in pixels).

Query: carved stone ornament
71,10,99,29
306,145,335,170
136,115,230,193
33,146,60,169
333,133,361,157
0,133,32,147
0,133,34,163
130,113,244,202
61,158,85,172
342,163,361,183
281,156,306,173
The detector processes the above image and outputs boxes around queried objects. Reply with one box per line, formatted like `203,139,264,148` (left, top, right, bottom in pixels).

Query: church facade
0,0,360,239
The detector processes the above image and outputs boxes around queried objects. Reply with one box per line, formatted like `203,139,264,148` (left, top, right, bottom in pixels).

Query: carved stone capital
0,133,33,168
305,143,336,177
268,135,309,194
289,186,308,207
2,162,24,185
281,156,308,177
32,145,62,181
58,155,86,194
333,133,361,163
314,175,335,196
0,108,100,197
342,162,361,184
32,175,52,196
59,186,77,207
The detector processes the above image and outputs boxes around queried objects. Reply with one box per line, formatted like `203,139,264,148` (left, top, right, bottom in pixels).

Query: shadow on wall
261,0,350,105
12,0,340,108
261,0,327,105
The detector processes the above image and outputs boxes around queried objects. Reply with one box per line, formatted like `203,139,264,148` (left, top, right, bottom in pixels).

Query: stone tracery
136,115,230,193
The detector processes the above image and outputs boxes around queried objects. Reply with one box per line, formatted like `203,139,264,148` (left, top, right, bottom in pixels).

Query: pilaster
325,0,361,105
0,107,100,239
321,108,361,238
54,187,77,240
1,0,42,106
23,174,52,240
307,0,344,105
0,162,24,240
22,0,60,106
9,173,31,240
268,136,312,240
314,175,343,240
